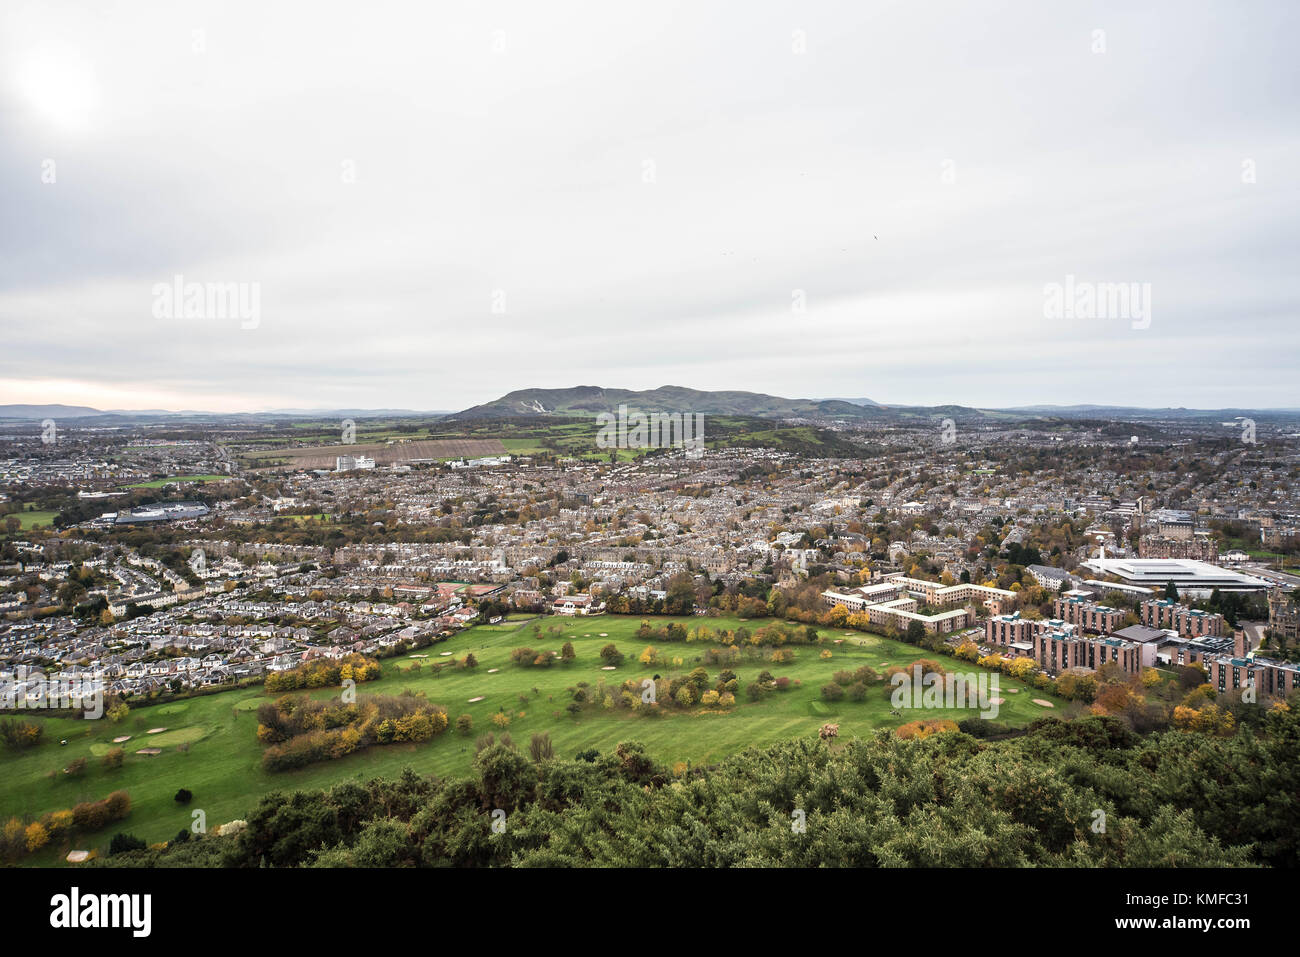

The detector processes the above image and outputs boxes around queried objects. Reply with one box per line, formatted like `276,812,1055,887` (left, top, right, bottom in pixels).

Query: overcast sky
1,0,1297,413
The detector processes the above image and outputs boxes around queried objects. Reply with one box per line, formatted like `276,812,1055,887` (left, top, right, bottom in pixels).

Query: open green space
0,615,1053,864
12,509,58,530
120,474,229,489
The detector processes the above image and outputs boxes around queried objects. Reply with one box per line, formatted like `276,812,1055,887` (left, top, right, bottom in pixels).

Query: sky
1,0,1297,414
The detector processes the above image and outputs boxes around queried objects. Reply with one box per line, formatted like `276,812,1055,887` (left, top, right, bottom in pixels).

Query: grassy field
14,509,58,530
0,615,1058,864
121,475,229,489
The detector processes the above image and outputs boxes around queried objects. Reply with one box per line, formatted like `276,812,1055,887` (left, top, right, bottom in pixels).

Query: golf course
1,614,1056,864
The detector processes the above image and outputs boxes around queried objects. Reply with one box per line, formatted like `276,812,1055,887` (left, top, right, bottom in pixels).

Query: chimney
1233,628,1248,658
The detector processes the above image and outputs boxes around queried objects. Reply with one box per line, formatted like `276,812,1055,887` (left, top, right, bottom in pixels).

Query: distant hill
829,397,884,407
0,405,448,423
450,385,889,421
0,404,103,420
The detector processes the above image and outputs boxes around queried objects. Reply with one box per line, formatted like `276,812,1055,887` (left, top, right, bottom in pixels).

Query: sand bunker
112,736,131,743
66,850,90,863
1032,699,1054,708
147,727,167,734
487,668,499,673
468,696,485,703
136,748,162,755
601,665,617,670
440,651,453,656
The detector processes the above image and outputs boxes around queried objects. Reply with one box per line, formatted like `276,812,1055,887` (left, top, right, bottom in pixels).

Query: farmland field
0,615,1057,864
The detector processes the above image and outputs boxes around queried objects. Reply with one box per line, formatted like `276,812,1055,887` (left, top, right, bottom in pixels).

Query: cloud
0,0,1296,412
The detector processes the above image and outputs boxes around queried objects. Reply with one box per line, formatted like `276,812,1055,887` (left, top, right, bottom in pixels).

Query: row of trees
263,654,382,692
1,790,131,862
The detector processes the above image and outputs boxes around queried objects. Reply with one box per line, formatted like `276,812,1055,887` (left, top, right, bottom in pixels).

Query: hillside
450,385,892,421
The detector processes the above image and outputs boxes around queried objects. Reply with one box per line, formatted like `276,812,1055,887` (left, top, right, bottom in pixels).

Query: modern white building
1079,558,1270,597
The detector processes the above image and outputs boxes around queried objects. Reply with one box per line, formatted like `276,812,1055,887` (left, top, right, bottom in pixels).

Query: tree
1164,580,1179,601
24,821,49,852
109,832,146,856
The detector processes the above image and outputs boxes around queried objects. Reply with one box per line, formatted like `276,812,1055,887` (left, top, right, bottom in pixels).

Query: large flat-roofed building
1080,558,1270,596
335,455,376,472
1157,634,1233,667
114,501,210,524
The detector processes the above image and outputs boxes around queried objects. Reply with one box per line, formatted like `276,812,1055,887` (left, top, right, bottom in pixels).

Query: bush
821,683,845,702
0,719,43,750
174,788,193,804
109,832,146,856
455,714,473,735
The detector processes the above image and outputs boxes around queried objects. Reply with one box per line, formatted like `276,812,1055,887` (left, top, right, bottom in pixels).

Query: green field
121,475,229,489
0,615,1056,864
13,509,58,530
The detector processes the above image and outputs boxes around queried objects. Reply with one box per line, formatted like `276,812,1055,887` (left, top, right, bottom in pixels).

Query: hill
450,385,891,421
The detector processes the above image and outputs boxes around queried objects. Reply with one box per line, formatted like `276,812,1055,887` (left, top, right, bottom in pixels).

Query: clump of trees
0,719,43,750
264,654,382,692
1,790,131,862
257,692,449,771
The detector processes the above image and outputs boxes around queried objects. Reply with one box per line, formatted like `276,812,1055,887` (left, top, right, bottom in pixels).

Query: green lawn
14,509,58,530
120,475,229,489
0,615,1054,864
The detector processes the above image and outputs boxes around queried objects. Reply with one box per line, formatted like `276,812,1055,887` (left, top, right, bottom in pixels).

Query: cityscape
0,0,1294,935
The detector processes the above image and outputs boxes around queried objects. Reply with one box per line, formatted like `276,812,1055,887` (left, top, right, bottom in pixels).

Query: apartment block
1140,599,1224,638
1054,596,1125,634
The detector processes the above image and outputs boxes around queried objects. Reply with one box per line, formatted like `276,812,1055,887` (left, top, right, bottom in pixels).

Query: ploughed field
0,615,1052,863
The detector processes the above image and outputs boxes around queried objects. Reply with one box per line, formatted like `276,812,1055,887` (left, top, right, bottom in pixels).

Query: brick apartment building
1140,599,1225,638
984,613,1153,676
1054,596,1125,634
1206,627,1300,699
